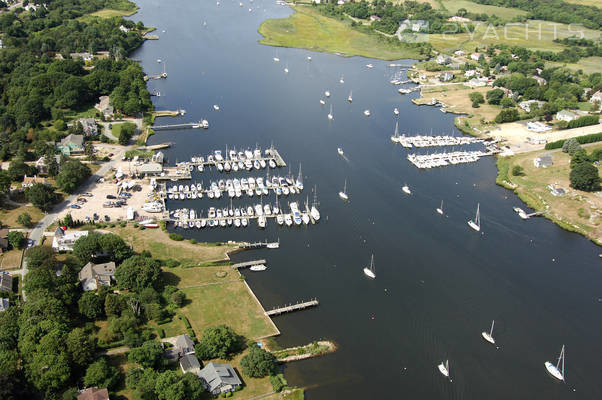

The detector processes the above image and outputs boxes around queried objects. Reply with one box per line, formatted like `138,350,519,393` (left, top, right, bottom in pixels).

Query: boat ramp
266,299,319,317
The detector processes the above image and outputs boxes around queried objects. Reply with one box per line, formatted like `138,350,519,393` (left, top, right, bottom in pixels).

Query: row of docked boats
406,150,488,169
178,147,278,173
393,133,483,148
166,173,304,200
171,199,320,229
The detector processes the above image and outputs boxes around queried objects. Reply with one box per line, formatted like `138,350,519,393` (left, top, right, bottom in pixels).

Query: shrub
567,115,599,129
164,259,180,268
157,328,165,338
241,346,278,378
494,108,519,123
189,239,197,244
512,165,525,176
270,375,286,393
8,231,25,250
469,92,484,104
546,132,602,150
17,213,33,228
120,221,127,227
169,233,184,241
570,162,600,192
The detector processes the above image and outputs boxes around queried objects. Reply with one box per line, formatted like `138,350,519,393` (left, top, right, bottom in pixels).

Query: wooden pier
265,299,319,317
232,259,266,269
239,242,268,249
154,167,191,181
153,122,203,131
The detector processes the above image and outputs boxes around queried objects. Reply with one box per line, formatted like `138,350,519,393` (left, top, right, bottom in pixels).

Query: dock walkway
232,259,266,269
153,122,203,131
266,299,319,317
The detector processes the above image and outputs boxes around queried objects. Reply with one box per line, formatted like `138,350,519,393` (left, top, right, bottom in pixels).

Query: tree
126,368,157,400
73,233,101,263
17,213,32,228
171,291,185,307
46,153,59,177
99,233,132,263
7,158,35,182
56,159,91,194
500,97,515,108
0,171,11,196
115,255,162,292
105,293,125,317
469,92,484,104
564,138,583,156
22,267,55,294
241,346,278,378
7,231,25,250
512,165,525,176
494,108,519,123
570,162,600,192
486,88,505,105
78,291,104,319
66,327,95,367
25,183,56,211
83,358,119,390
25,245,56,269
128,340,165,369
63,213,74,228
195,325,242,360
118,122,136,145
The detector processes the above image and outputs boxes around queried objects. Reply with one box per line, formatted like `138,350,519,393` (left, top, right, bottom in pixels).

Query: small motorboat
402,185,411,195
337,148,344,156
213,105,220,111
394,108,399,115
250,264,267,271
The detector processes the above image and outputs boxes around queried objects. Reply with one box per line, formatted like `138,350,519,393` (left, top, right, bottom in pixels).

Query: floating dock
153,122,204,131
266,299,319,317
232,259,266,269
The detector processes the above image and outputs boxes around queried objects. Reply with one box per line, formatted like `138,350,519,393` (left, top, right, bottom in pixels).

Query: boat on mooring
363,254,375,279
481,320,495,344
402,185,411,195
337,148,344,156
438,360,450,378
545,345,565,382
328,105,333,120
468,203,481,232
436,200,444,215
339,179,349,201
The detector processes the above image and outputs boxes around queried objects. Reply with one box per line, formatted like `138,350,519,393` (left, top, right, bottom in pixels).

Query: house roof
78,262,116,285
180,354,201,373
23,175,46,186
60,134,84,148
0,272,12,292
175,334,195,351
199,362,242,393
77,387,109,400
139,163,163,174
0,298,9,312
0,229,8,238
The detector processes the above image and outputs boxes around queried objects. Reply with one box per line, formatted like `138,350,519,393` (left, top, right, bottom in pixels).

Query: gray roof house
436,54,451,65
439,72,454,82
58,134,84,156
175,334,195,356
198,362,242,395
179,354,202,376
0,298,9,312
78,118,98,136
533,154,553,168
556,109,577,122
79,262,116,291
0,272,13,293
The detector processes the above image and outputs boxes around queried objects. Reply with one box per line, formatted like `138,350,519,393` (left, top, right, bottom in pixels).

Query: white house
533,154,553,168
556,109,577,122
589,90,602,108
470,52,482,61
464,70,477,78
468,77,488,87
436,54,451,65
52,227,89,252
518,100,544,113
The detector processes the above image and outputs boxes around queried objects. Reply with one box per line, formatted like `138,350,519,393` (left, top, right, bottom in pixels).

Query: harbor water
132,1,601,398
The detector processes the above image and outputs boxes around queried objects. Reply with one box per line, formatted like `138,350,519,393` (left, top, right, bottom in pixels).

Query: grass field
562,0,601,6
0,204,45,228
439,0,527,19
258,5,426,60
418,84,501,122
428,20,601,53
497,144,602,244
0,249,23,270
546,57,602,75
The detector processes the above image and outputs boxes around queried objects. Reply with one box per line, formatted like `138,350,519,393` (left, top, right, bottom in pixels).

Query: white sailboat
338,179,348,201
348,90,353,102
468,203,481,232
481,320,495,344
325,90,331,97
402,185,411,195
394,107,399,115
339,75,344,84
328,104,333,120
337,147,344,156
390,121,400,143
436,200,444,215
284,63,289,73
545,345,565,382
363,254,375,279
438,360,450,378
320,99,326,105
364,109,371,117
311,186,320,221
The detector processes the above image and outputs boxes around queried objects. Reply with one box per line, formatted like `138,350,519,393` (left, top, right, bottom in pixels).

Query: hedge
567,115,599,129
182,316,192,329
157,328,165,338
545,132,602,150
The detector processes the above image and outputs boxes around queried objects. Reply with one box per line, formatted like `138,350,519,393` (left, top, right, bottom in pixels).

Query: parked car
106,194,116,199
93,213,99,220
108,153,114,157
77,197,87,202
85,216,90,222
70,204,81,209
104,215,110,222
83,192,93,197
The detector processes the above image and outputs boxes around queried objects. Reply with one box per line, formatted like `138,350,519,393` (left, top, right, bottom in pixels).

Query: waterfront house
77,387,109,400
198,362,242,395
533,154,553,168
79,262,116,291
398,19,428,33
439,72,454,82
436,54,451,65
0,271,12,293
22,175,47,188
0,298,9,312
556,109,577,122
95,96,114,118
78,118,98,136
52,227,89,252
58,134,84,156
179,354,202,376
175,334,196,356
152,151,165,164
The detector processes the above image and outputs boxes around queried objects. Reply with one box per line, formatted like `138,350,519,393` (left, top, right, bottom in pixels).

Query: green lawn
440,0,527,19
562,0,601,6
546,57,602,75
258,5,426,60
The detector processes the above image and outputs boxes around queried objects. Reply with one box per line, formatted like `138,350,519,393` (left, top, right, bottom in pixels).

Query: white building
527,121,551,132
518,100,544,113
533,154,553,168
470,52,482,61
52,227,89,252
556,109,578,122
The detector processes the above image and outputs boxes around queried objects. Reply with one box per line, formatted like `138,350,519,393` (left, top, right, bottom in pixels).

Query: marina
392,134,484,148
406,150,494,169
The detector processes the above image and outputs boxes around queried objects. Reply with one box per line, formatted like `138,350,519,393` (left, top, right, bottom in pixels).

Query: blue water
131,1,601,398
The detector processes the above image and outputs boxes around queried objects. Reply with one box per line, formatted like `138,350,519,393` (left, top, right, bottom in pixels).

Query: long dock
266,299,319,317
232,259,266,269
184,148,286,170
153,122,203,131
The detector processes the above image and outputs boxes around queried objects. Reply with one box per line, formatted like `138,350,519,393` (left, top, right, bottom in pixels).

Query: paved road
19,147,130,299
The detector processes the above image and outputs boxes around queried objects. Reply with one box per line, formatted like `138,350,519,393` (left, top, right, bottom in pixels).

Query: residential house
22,175,47,188
369,15,381,22
78,118,98,136
519,100,544,113
152,151,164,164
139,163,163,176
180,354,202,376
556,109,578,122
58,134,84,156
52,227,89,252
79,262,116,291
198,362,242,395
0,298,9,312
70,52,93,62
468,77,488,87
0,229,8,254
0,272,12,293
590,90,602,108
24,4,38,11
95,96,114,118
470,52,482,61
447,16,471,23
439,72,454,82
532,75,547,86
399,19,428,32
464,70,477,78
436,54,451,65
175,334,196,356
533,154,553,168
35,155,61,174
77,387,109,400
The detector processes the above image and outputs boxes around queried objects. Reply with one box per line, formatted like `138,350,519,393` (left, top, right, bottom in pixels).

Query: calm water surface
132,1,601,398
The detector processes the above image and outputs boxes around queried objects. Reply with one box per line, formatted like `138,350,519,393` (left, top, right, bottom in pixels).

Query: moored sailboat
468,203,481,232
338,179,348,201
363,254,375,279
481,320,495,344
545,345,565,381
436,200,444,215
438,360,450,378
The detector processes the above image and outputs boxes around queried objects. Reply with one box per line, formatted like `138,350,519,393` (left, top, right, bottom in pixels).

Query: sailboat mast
490,320,495,336
557,345,565,377
476,203,481,226
343,179,347,193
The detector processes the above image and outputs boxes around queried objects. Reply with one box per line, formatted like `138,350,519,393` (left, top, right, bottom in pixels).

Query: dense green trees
115,255,161,291
469,92,485,108
73,232,132,264
84,358,120,390
17,212,32,228
195,325,243,360
117,121,137,145
128,340,165,369
25,183,56,211
486,89,505,105
570,161,600,192
241,345,278,378
494,108,520,123
7,231,25,250
78,291,104,319
56,159,91,194
66,327,96,368
25,246,56,269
